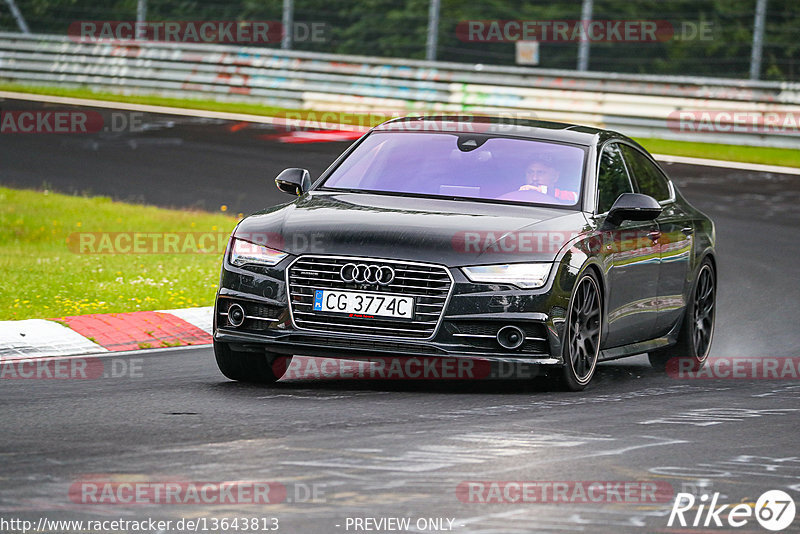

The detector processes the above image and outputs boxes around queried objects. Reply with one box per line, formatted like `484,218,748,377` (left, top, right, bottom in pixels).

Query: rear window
322,132,587,207
620,145,671,202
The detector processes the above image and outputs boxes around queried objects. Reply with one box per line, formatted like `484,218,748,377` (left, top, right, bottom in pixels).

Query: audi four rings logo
340,263,395,285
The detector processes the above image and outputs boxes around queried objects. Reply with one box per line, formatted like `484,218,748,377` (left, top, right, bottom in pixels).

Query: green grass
633,137,800,168
0,186,237,320
3,83,798,168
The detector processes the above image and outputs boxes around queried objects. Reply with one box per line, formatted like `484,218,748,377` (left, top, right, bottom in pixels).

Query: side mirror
605,193,662,227
275,168,311,196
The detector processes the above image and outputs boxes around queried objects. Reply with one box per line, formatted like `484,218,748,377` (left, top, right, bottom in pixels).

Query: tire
649,260,716,372
558,270,603,391
214,340,287,384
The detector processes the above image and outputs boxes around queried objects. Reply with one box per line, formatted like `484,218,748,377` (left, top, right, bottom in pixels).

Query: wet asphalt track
1,99,799,533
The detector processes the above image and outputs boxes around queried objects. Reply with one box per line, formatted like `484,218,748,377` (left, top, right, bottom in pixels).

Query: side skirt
598,316,683,362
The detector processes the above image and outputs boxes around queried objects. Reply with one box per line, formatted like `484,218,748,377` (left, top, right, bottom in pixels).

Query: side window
597,143,632,214
620,145,671,202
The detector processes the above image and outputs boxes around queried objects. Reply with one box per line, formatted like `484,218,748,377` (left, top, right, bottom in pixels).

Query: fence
2,0,799,81
1,32,799,148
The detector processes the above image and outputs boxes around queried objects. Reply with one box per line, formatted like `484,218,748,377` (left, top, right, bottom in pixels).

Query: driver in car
519,158,578,203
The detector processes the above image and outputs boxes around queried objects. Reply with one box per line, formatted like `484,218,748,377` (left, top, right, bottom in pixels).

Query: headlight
462,263,552,289
229,237,288,267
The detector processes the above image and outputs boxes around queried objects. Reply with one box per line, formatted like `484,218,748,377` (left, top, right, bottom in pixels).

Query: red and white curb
260,129,364,144
0,307,212,360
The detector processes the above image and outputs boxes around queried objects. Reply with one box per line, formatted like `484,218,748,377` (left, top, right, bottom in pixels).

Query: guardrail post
577,0,593,71
282,0,294,50
3,0,30,34
136,0,147,40
749,0,768,80
426,0,441,61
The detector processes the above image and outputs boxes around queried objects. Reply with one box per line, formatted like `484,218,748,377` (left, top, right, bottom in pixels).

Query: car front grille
287,255,453,339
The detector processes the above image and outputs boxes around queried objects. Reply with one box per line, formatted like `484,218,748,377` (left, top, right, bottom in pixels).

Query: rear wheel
649,260,715,372
558,270,603,391
214,341,288,383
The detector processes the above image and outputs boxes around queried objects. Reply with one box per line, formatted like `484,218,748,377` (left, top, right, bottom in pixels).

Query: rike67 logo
668,490,796,531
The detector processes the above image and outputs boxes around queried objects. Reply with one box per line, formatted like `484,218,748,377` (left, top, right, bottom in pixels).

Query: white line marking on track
653,153,800,175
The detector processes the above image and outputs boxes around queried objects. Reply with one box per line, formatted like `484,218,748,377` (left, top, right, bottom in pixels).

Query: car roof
374,115,629,146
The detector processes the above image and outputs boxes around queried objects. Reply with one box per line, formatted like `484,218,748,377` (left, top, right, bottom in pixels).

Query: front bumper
215,325,559,365
215,256,572,365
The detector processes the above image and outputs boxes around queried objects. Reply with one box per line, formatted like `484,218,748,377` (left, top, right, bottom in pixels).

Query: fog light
497,325,525,350
227,303,246,328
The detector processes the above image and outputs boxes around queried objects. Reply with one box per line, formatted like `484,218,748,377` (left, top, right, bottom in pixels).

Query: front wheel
649,260,716,372
558,270,603,391
214,341,288,384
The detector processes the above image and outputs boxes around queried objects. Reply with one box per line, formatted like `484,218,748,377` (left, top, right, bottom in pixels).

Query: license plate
313,289,415,319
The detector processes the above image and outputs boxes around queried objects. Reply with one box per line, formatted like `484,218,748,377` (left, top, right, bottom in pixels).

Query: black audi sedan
213,116,716,390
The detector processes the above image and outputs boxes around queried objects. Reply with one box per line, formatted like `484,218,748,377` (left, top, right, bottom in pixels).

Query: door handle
647,231,662,243
681,226,694,235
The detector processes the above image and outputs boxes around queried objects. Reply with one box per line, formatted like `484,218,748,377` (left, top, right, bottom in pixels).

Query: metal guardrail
1,32,799,148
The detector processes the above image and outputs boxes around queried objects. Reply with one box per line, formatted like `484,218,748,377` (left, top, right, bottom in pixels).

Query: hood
234,191,590,266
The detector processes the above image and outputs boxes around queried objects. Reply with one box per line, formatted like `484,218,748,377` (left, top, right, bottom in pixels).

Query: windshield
322,131,586,207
